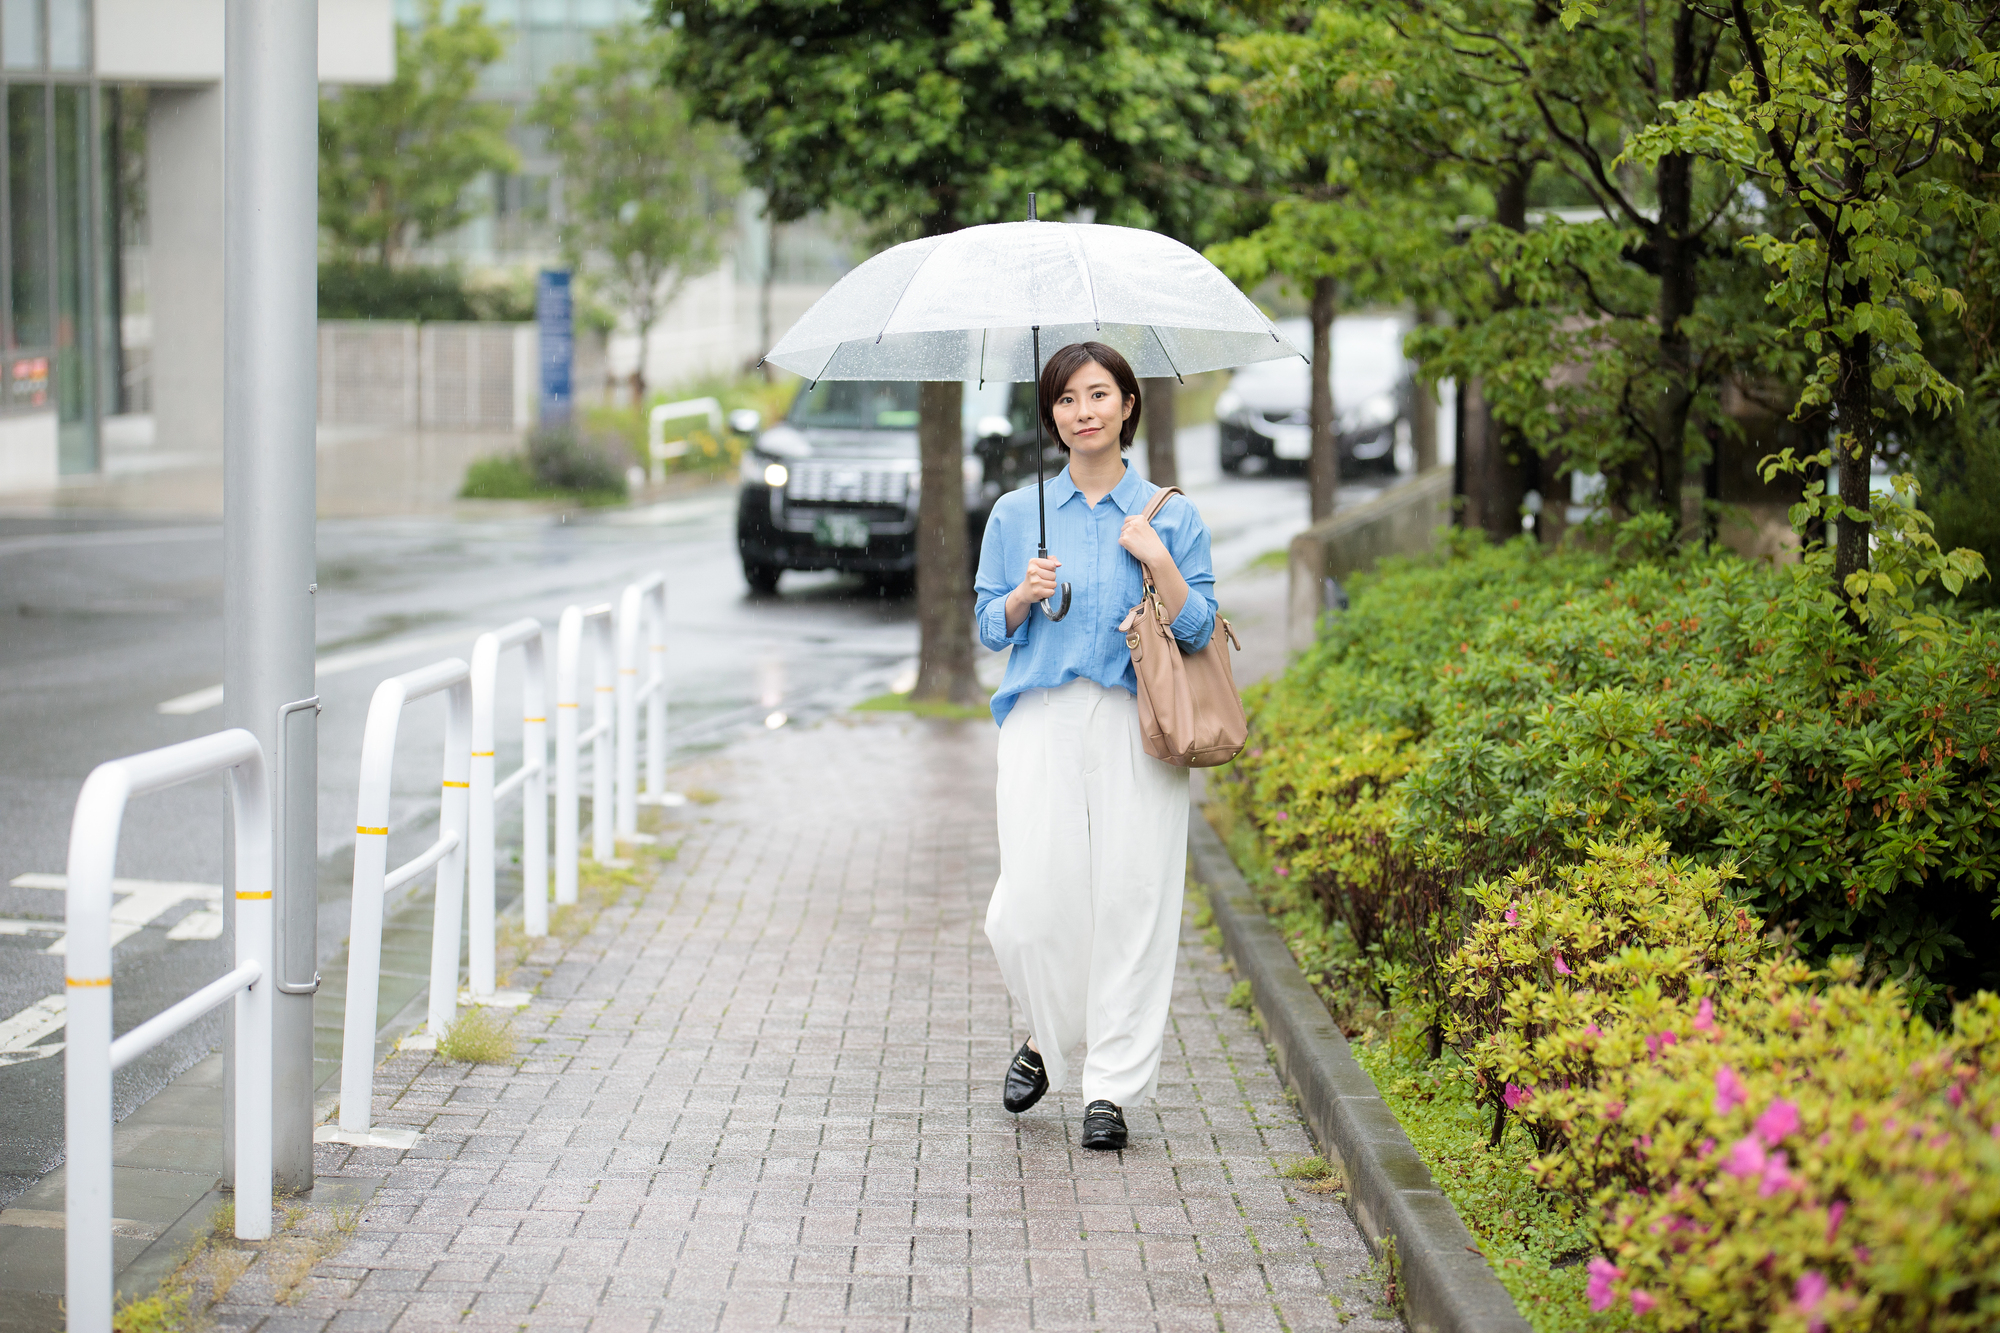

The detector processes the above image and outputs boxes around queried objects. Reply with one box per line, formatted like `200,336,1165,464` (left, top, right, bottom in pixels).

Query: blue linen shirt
975,462,1218,727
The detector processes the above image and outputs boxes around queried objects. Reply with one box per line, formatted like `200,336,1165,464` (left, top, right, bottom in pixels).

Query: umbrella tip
1028,192,1037,222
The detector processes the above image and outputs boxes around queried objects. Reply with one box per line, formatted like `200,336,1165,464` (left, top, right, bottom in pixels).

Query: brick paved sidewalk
209,713,1401,1333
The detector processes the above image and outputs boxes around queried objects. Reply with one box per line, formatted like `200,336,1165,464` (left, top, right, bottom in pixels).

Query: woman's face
1051,361,1133,461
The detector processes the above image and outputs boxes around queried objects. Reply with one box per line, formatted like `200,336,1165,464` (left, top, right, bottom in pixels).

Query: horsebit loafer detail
1080,1099,1128,1150
1002,1043,1049,1113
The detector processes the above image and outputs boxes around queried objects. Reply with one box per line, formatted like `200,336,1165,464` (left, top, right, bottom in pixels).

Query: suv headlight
1350,392,1397,432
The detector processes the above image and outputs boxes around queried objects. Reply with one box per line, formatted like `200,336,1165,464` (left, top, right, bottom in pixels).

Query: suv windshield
788,381,922,431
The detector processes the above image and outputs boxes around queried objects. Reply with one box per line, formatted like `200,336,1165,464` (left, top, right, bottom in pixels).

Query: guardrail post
470,620,548,993
336,659,469,1144
615,573,669,842
555,604,617,904
425,679,473,1038
63,730,274,1333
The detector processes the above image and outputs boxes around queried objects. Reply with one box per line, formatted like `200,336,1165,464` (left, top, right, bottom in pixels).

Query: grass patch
684,786,721,805
1348,1022,1604,1330
114,1288,190,1333
1244,546,1291,573
458,453,623,506
1276,1155,1346,1195
1204,800,1602,1331
436,1005,516,1064
853,691,992,720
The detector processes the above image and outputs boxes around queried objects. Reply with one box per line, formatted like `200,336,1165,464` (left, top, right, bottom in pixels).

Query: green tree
534,24,741,402
1613,0,2000,609
666,0,1257,706
319,0,518,266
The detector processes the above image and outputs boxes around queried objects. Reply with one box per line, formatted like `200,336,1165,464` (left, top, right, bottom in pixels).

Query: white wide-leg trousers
985,678,1190,1106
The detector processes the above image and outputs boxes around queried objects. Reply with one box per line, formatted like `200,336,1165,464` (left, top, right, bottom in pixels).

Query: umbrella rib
1060,226,1101,332
1146,326,1186,385
871,237,948,345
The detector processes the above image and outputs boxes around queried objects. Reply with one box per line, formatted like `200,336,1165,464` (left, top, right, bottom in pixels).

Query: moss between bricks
1204,800,1612,1333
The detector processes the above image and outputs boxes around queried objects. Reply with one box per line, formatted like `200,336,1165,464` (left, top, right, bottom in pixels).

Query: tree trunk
1412,305,1439,474
1830,43,1874,602
1463,166,1535,544
1537,447,1569,548
1308,276,1339,523
1650,0,1701,533
759,223,777,382
1141,377,1178,487
913,379,980,705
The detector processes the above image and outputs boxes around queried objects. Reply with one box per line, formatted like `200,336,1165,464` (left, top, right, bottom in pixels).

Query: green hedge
1222,529,2000,1013
318,261,535,322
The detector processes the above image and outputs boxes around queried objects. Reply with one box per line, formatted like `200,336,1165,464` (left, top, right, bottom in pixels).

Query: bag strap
1134,485,1185,607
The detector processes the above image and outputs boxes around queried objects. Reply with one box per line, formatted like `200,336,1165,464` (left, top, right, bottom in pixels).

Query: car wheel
743,559,782,595
1219,452,1242,474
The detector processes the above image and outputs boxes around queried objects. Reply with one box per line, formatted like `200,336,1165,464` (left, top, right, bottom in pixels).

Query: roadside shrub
1445,836,1767,1150
1224,523,2000,1010
527,423,627,494
1524,955,2000,1331
318,260,535,322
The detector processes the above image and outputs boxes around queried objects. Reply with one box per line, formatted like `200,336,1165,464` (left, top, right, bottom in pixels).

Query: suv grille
784,462,911,508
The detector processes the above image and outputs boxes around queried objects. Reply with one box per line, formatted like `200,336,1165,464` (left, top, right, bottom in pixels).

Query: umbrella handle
1039,583,1071,621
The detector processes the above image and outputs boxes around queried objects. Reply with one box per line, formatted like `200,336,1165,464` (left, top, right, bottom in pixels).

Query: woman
973,341,1217,1151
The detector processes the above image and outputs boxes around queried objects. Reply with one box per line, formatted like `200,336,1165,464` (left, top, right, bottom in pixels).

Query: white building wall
0,413,58,492
96,0,394,82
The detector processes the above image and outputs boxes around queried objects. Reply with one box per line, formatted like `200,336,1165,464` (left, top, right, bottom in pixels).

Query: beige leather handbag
1119,487,1247,768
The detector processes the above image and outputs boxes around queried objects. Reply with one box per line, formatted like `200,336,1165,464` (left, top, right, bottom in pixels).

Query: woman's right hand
1004,556,1063,631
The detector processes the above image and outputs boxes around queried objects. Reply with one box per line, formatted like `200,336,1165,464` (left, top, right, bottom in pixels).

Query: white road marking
7,874,223,954
156,625,478,715
0,1207,161,1238
0,919,63,937
0,995,65,1066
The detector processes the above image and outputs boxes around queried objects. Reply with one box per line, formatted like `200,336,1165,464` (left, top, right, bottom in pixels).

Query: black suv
735,380,1050,593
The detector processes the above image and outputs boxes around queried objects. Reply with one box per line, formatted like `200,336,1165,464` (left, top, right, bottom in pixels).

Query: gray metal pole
224,0,319,1197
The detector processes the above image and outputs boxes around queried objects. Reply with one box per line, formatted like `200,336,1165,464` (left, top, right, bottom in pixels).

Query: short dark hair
1038,341,1143,453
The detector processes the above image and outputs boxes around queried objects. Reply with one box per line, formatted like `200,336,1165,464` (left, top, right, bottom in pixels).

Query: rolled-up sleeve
1163,501,1217,650
974,504,1029,651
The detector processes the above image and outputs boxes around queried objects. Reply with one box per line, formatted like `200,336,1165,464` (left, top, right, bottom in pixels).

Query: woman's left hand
1119,515,1173,571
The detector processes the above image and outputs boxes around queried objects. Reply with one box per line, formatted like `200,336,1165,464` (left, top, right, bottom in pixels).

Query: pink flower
1552,950,1573,976
1630,1290,1657,1316
1274,810,1290,821
1757,1150,1796,1197
1794,1270,1829,1333
1825,1201,1847,1242
1504,905,1518,924
1714,1065,1748,1115
1722,1135,1767,1179
1692,997,1716,1033
1275,865,1290,877
1586,1257,1623,1313
1755,1099,1801,1146
1947,1083,1965,1108
1646,1029,1679,1059
1503,1083,1530,1111
1698,1137,1717,1158
1583,1023,1603,1037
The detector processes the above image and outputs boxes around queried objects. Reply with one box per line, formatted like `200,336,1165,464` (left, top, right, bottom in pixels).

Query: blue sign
536,269,574,425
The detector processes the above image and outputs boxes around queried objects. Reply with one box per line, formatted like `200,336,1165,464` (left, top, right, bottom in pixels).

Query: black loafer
1002,1043,1049,1113
1080,1099,1127,1150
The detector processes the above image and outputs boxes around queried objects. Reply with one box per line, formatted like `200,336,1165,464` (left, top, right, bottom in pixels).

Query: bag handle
1133,485,1186,624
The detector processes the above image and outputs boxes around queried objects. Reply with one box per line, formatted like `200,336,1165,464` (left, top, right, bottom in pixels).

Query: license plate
813,513,872,548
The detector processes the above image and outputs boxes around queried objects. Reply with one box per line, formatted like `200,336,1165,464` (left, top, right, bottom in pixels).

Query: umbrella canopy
764,220,1303,384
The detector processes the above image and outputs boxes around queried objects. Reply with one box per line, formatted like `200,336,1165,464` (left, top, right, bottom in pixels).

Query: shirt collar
1050,462,1147,513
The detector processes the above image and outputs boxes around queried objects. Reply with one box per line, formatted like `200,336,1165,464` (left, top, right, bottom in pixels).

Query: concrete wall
96,0,394,83
1287,467,1454,653
146,86,224,458
0,412,58,492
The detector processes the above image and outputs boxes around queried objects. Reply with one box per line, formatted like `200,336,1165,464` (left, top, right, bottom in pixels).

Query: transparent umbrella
764,199,1303,619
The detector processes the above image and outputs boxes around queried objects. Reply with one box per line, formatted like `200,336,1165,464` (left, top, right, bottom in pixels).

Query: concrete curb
1188,808,1530,1333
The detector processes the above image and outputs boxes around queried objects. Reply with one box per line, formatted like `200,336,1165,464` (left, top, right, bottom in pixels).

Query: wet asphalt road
0,427,1360,1206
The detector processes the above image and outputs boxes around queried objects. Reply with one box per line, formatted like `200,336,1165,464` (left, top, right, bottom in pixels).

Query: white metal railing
470,621,548,971
335,658,470,1146
555,604,616,903
615,574,678,840
65,729,273,1333
647,397,722,481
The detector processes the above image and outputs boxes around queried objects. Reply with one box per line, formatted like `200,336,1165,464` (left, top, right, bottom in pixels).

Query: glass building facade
0,0,113,475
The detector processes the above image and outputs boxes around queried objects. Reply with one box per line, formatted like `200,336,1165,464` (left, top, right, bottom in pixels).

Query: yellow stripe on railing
236,890,273,900
67,976,112,988
357,825,388,835
442,780,469,788
471,750,494,757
